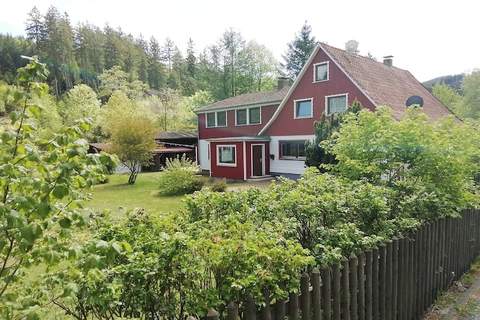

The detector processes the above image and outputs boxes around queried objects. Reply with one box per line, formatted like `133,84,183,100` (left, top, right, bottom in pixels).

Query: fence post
312,268,322,320
246,296,257,320
274,300,287,320
262,289,272,320
350,255,358,320
378,245,386,320
288,292,299,320
385,241,393,320
371,248,379,320
227,302,239,320
342,259,351,320
333,264,341,320
321,267,332,320
398,237,407,320
365,250,373,320
301,272,311,320
391,238,399,320
358,253,366,320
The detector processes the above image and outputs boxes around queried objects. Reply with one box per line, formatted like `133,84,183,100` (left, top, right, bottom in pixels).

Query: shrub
209,178,227,192
158,155,204,195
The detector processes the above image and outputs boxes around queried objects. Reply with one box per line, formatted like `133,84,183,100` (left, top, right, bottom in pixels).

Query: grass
86,171,186,217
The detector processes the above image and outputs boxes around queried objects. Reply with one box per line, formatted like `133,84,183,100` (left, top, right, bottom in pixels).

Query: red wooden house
196,42,453,180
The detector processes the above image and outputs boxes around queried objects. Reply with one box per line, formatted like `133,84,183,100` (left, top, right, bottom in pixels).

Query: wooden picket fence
211,209,480,320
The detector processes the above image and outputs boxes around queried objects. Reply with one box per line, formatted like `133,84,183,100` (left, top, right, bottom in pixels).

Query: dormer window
313,62,329,82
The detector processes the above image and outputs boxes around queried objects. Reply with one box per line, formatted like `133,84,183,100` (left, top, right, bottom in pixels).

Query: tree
456,71,480,119
104,92,156,184
98,65,148,100
305,101,361,169
221,29,245,96
282,21,317,78
0,57,114,317
160,38,176,71
25,6,46,51
432,83,461,114
60,84,100,125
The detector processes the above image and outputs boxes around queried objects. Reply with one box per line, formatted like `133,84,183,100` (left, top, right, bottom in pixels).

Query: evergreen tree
186,38,196,77
282,21,317,78
25,6,45,51
221,29,245,97
161,38,176,71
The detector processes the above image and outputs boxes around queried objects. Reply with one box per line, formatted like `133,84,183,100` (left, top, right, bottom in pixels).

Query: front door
252,145,264,177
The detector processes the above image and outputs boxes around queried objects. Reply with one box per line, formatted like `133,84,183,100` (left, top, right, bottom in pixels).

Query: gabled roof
320,43,453,120
260,43,454,134
196,86,290,112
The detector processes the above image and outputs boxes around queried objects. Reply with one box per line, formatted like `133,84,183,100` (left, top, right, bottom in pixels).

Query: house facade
196,42,453,180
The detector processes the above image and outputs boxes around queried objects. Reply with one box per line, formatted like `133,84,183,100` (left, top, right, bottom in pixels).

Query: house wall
210,141,244,180
265,47,375,136
198,104,278,139
198,139,210,171
269,135,315,175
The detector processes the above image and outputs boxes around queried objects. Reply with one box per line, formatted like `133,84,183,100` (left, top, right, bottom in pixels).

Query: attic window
314,62,329,82
294,98,313,119
326,94,348,115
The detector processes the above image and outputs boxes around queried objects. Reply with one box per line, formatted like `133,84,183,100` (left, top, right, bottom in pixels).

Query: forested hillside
423,73,465,92
0,6,282,100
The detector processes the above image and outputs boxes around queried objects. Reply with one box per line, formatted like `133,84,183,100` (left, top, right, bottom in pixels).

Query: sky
0,0,478,81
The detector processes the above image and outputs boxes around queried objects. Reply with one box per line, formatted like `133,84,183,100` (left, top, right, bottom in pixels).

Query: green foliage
158,155,204,195
432,83,461,112
59,84,100,125
209,178,227,192
305,100,361,169
456,71,480,119
104,92,157,184
45,208,312,319
98,66,148,101
282,21,317,78
0,57,116,317
324,107,480,219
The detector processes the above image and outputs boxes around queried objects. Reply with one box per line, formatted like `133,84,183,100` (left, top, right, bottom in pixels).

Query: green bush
209,178,227,192
158,155,204,195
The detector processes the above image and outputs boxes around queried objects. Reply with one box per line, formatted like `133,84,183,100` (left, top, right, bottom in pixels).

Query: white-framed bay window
216,145,237,167
325,93,348,115
205,110,227,128
294,98,313,119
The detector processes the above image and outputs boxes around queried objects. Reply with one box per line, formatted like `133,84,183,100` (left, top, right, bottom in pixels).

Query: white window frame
293,98,314,119
235,106,262,126
313,61,329,83
205,110,228,128
279,140,307,161
216,144,237,167
250,143,265,177
325,93,349,116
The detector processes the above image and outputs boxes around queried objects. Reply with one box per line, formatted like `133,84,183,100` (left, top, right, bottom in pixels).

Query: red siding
198,104,277,139
210,142,244,179
265,48,375,136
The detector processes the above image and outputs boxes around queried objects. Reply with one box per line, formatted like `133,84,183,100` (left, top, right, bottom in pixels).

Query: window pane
249,107,261,124
236,109,247,125
315,63,328,81
206,112,216,127
219,146,235,164
280,140,306,159
328,95,347,114
217,111,226,127
295,100,312,118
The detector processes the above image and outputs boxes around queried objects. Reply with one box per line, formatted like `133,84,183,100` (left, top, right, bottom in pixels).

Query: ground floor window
217,145,236,166
279,140,306,160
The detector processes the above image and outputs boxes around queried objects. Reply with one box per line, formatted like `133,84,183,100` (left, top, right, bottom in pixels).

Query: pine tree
221,29,245,97
282,21,317,78
160,38,176,71
25,7,46,52
186,38,196,77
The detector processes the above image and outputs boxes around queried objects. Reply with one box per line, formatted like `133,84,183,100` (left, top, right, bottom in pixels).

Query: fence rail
214,209,480,320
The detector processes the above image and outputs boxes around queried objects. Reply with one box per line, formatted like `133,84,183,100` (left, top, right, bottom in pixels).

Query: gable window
236,106,262,126
294,98,313,119
249,107,261,124
206,111,227,128
217,145,236,166
326,94,348,115
279,140,306,160
314,62,329,82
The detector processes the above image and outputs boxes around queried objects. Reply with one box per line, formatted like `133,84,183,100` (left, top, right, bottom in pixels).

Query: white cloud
1,0,478,81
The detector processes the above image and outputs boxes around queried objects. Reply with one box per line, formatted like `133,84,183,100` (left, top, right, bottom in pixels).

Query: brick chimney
383,55,393,67
277,77,291,90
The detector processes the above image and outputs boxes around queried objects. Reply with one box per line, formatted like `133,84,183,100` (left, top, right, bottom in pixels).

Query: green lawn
86,172,186,216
